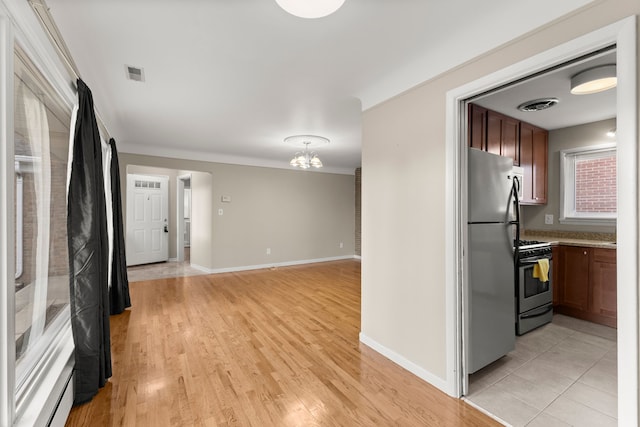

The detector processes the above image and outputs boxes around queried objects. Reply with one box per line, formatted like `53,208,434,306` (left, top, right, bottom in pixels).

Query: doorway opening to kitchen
447,16,636,427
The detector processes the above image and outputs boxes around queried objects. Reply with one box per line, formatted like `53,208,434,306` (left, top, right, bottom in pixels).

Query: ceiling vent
517,98,559,112
125,65,145,82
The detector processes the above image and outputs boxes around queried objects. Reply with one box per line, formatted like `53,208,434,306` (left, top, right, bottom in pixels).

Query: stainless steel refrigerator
467,148,518,374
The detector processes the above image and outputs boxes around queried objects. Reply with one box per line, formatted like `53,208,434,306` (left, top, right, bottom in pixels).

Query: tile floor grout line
468,315,618,426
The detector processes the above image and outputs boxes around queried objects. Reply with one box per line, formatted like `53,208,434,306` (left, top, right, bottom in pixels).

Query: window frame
559,142,617,226
1,1,78,425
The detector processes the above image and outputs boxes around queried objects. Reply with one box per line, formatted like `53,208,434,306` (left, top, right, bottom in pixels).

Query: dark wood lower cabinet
590,249,617,321
553,245,617,328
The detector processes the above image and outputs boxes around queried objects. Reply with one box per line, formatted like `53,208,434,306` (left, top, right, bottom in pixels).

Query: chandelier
286,135,328,169
275,0,346,19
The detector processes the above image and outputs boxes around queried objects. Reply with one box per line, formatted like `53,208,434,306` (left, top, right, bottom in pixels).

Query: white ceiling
46,0,594,174
473,50,616,130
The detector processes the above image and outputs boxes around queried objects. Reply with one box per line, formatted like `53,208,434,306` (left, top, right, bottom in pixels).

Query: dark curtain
109,138,131,314
67,79,112,404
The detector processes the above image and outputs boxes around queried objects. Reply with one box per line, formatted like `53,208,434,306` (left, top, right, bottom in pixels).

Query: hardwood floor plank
65,260,499,426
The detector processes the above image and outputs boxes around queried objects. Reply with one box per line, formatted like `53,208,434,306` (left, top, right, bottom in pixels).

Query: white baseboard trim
354,255,362,260
191,255,358,275
189,263,214,274
168,257,178,262
359,332,450,394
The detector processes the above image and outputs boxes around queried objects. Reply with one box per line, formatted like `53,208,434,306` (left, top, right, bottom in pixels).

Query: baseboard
358,332,450,394
168,257,178,262
354,255,362,260
191,255,357,275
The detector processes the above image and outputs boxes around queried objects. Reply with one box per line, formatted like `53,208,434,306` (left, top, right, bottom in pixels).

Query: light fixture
286,135,328,169
570,64,617,95
275,0,345,19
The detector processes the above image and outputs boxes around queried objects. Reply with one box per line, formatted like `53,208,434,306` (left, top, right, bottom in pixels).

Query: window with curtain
13,47,71,392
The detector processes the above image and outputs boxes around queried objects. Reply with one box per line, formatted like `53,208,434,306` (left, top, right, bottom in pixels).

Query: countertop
522,230,616,250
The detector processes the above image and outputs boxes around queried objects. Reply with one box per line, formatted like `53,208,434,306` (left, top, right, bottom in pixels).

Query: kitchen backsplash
522,229,616,242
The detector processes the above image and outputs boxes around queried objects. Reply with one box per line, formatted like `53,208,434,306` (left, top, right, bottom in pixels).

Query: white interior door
126,174,169,266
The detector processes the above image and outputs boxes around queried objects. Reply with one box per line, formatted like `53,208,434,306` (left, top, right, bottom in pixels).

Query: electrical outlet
218,208,223,216
266,248,271,255
339,242,344,248
544,214,553,225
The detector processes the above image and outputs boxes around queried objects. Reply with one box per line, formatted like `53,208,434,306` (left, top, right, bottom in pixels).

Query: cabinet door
486,110,519,165
590,249,617,320
486,111,502,156
501,116,520,166
531,126,548,203
519,122,548,204
560,246,590,311
468,103,487,151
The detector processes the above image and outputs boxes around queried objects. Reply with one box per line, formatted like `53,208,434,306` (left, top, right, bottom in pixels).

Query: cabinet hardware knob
584,251,587,255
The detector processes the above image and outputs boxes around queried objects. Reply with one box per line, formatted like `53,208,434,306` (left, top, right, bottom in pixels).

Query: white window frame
1,1,77,426
560,143,617,226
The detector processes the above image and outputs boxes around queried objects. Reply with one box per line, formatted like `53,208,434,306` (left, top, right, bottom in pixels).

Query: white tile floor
127,248,205,282
466,314,617,427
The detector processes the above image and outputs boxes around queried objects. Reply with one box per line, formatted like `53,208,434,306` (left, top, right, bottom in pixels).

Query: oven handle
519,257,552,266
521,305,553,319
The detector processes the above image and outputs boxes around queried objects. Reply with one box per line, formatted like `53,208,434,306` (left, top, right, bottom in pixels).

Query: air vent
517,98,559,112
125,65,145,82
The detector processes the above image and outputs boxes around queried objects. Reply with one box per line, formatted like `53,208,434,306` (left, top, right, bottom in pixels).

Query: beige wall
191,170,214,268
523,118,617,233
119,153,355,270
362,0,638,383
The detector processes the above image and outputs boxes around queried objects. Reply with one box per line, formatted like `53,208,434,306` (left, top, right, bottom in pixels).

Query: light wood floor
65,260,499,426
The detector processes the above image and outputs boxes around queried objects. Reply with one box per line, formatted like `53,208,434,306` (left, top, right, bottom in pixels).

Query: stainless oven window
523,266,550,297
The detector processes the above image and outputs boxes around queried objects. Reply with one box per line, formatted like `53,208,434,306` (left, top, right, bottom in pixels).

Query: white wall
361,0,638,390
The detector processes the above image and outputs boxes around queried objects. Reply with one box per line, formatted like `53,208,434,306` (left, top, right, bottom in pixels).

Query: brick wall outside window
575,154,616,213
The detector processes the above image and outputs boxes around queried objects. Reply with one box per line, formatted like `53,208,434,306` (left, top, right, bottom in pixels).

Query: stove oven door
518,256,553,312
517,256,553,335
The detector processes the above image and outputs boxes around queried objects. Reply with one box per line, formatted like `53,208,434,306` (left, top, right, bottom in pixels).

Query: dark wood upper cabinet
486,110,520,166
467,104,548,204
519,121,548,205
468,104,487,151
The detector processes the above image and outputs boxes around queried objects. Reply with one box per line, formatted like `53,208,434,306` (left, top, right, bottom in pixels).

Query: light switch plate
218,208,223,216
221,195,231,203
544,214,553,225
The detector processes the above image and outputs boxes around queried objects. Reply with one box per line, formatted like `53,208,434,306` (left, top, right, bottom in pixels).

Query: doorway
445,16,637,426
177,174,192,263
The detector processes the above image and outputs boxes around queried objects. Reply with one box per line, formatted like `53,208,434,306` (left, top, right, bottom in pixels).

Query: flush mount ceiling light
286,135,329,169
517,98,559,112
275,0,345,18
570,64,617,95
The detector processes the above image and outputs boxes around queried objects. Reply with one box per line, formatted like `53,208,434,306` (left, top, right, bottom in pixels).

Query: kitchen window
560,144,617,225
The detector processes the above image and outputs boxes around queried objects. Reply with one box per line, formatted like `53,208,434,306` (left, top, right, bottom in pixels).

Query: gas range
515,239,552,259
